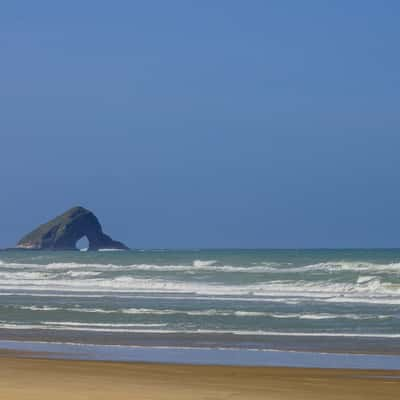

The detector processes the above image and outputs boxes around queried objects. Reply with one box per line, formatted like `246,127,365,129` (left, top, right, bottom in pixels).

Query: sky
1,1,400,248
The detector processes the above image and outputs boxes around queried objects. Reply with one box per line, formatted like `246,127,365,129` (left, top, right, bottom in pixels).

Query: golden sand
0,356,399,399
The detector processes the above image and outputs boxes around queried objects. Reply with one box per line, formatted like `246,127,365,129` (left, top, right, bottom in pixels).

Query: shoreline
1,354,399,400
2,329,400,355
1,340,400,370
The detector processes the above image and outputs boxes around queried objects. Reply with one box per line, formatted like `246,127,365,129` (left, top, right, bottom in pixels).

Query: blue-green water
1,249,400,353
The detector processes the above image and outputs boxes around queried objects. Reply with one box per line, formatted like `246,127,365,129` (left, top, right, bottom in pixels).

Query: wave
1,256,400,305
64,271,102,278
192,260,218,267
0,322,399,338
18,305,60,311
0,274,397,296
42,322,167,327
0,322,171,333
2,260,400,274
2,291,400,305
7,305,392,320
98,249,125,252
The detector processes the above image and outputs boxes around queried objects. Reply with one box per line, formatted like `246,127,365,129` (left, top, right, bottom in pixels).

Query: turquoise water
1,249,400,353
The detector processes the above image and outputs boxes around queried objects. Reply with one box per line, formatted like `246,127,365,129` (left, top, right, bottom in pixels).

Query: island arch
17,207,129,251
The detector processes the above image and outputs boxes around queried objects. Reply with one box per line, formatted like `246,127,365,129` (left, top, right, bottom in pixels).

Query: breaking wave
2,260,400,274
0,273,397,297
0,322,399,338
1,252,400,346
7,305,392,320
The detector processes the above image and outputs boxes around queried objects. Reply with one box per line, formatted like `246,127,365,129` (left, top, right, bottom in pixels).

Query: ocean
1,249,400,360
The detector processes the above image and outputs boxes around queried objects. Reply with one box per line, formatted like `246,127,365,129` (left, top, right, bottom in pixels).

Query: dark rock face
17,207,129,251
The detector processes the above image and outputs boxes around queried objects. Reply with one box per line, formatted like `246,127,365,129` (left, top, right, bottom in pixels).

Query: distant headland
16,206,129,251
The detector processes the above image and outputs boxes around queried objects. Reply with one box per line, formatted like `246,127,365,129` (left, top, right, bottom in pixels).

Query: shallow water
2,340,400,370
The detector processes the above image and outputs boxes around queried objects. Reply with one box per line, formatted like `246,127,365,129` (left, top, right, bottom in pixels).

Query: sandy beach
0,354,399,400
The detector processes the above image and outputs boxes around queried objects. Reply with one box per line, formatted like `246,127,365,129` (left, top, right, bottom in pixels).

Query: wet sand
0,355,399,399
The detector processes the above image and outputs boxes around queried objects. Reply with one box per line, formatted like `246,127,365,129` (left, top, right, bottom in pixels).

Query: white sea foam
98,249,125,252
192,260,218,267
2,291,400,305
42,322,167,328
64,271,102,278
232,312,390,320
1,257,400,306
0,271,50,280
357,275,377,284
18,305,60,311
2,260,400,274
5,305,392,320
0,274,397,297
0,322,399,338
0,323,173,333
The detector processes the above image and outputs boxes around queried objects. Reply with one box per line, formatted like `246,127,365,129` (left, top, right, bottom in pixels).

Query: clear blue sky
1,1,400,248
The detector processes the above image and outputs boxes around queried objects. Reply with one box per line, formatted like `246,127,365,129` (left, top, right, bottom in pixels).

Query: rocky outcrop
17,206,129,251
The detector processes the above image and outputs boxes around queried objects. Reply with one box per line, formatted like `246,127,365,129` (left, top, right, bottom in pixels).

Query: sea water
1,249,400,360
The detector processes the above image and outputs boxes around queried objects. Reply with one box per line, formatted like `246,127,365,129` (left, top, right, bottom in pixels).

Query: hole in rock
76,236,89,251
